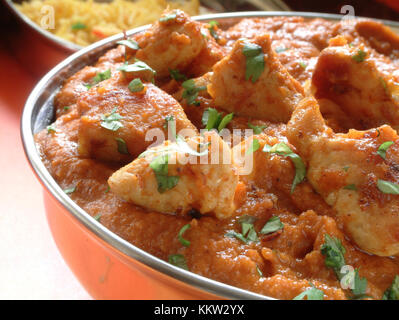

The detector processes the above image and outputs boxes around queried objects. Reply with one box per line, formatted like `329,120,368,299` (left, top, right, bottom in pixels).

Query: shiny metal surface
21,11,399,300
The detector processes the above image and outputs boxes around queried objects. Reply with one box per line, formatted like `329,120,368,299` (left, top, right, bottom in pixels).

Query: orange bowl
21,11,399,300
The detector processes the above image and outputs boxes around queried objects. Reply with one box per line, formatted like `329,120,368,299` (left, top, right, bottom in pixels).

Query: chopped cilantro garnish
201,108,233,131
116,39,139,50
321,234,368,298
118,60,156,79
178,224,191,247
115,137,130,155
377,179,399,195
343,166,350,172
160,13,177,23
64,186,76,194
256,265,263,277
63,106,70,111
71,22,86,30
208,20,219,40
343,184,357,191
225,215,258,244
85,69,111,89
377,141,394,160
169,69,188,81
248,122,266,134
47,124,56,134
100,107,123,131
383,275,399,300
182,79,207,106
352,49,367,63
150,154,179,193
293,283,324,300
128,78,144,93
263,142,306,193
260,216,284,235
246,139,260,155
299,62,307,69
242,42,265,83
168,254,188,270
94,214,102,222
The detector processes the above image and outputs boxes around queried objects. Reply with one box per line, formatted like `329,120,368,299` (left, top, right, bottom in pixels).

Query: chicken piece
287,97,399,256
134,9,206,78
108,131,239,219
77,71,197,163
208,35,304,123
313,43,399,131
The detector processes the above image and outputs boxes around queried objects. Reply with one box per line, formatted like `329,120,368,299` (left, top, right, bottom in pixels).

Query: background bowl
21,11,399,300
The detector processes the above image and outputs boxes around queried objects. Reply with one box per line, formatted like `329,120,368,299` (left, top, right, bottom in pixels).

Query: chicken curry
36,10,399,300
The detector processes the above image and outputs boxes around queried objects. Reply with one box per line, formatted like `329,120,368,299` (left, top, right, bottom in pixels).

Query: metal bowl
21,11,399,300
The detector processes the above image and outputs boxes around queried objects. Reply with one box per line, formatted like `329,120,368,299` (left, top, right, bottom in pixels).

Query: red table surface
0,44,91,299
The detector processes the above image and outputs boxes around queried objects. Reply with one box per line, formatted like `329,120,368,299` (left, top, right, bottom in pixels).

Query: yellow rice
16,0,200,46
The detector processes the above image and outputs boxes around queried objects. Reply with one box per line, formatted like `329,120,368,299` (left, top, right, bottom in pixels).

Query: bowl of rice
5,0,200,74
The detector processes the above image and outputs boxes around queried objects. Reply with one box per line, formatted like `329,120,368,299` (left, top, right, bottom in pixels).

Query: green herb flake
352,49,367,63
202,108,233,132
94,214,102,222
63,106,70,111
260,216,284,235
377,141,394,160
118,60,156,78
343,184,357,191
377,179,399,195
263,142,306,193
150,154,179,193
242,42,265,83
299,61,307,69
343,166,350,172
256,265,263,277
64,186,76,195
169,69,188,81
178,224,191,247
160,13,177,23
182,79,206,106
246,139,260,155
293,283,324,300
225,230,249,244
383,275,399,300
85,69,112,89
100,107,123,131
116,39,139,50
248,122,266,134
168,254,188,270
104,185,110,194
208,20,219,40
71,22,87,30
47,124,56,134
320,234,346,277
128,78,144,93
115,137,130,155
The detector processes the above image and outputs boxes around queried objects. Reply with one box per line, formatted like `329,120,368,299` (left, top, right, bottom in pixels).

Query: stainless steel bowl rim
21,11,399,300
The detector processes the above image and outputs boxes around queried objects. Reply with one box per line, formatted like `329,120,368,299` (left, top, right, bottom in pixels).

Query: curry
36,10,399,300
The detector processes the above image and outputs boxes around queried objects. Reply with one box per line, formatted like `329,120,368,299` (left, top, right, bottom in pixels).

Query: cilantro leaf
343,184,357,191
115,137,130,155
64,186,76,195
150,154,179,193
100,107,123,131
383,275,399,300
248,122,266,134
377,141,394,160
128,78,144,92
377,179,399,195
293,283,324,300
71,22,86,30
201,108,233,131
242,42,265,83
118,60,156,78
208,20,219,40
260,216,284,235
263,142,306,193
246,139,260,155
182,79,206,106
160,13,177,23
116,39,139,50
178,224,191,247
84,69,111,89
320,234,346,278
168,254,188,270
352,49,367,63
169,69,188,81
